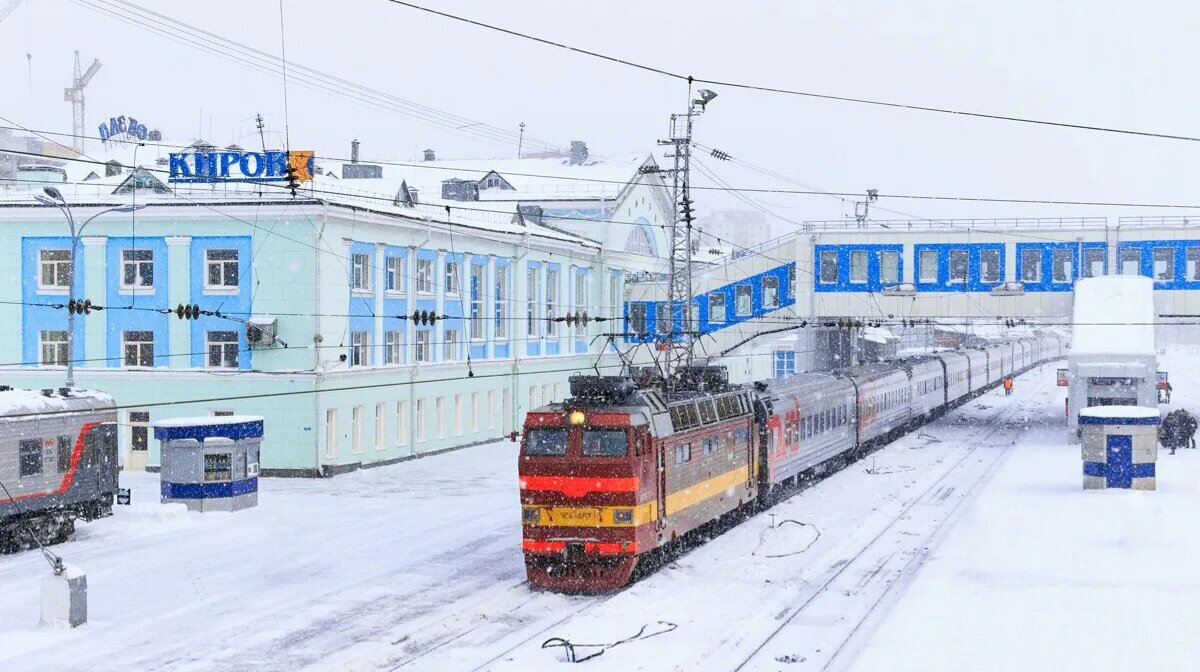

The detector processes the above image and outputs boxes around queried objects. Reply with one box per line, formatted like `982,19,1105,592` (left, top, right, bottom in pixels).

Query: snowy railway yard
3,359,1200,672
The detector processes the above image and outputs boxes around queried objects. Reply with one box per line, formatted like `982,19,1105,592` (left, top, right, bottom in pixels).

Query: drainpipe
512,230,532,434
313,208,327,475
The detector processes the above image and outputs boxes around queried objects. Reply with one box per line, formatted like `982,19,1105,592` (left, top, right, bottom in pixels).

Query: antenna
518,121,526,159
63,50,101,153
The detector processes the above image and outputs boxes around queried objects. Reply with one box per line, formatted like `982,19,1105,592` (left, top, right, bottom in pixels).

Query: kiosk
153,416,263,512
1079,406,1159,490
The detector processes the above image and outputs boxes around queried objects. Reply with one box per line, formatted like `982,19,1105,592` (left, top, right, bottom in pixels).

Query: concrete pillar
41,564,87,628
81,237,107,366
165,237,191,367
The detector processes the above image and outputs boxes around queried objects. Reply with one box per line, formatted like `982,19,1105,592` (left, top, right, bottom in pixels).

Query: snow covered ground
3,355,1194,671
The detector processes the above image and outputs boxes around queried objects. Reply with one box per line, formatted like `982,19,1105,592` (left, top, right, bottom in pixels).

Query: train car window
698,399,717,425
525,429,568,456
582,430,627,457
57,435,72,472
18,439,42,477
704,437,719,455
733,427,749,444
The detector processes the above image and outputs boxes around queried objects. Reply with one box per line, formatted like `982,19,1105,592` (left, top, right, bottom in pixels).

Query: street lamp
33,187,145,387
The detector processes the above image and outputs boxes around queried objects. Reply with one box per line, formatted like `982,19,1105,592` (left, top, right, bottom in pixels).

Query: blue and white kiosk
153,415,263,512
1079,406,1159,490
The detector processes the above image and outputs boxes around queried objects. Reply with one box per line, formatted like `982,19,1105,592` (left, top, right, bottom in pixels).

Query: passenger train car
519,334,1065,592
0,388,119,552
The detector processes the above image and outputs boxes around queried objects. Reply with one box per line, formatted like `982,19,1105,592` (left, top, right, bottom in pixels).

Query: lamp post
34,187,144,387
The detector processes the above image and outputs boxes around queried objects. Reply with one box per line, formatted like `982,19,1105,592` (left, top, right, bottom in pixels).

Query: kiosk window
204,453,233,482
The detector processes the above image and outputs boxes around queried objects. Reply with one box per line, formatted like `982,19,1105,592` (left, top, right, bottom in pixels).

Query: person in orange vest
1003,376,1013,396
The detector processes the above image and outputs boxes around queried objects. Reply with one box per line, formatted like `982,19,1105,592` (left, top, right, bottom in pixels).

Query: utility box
153,416,263,512
1079,406,1159,490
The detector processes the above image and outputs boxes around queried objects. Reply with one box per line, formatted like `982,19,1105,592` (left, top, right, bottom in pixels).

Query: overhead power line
382,0,1200,144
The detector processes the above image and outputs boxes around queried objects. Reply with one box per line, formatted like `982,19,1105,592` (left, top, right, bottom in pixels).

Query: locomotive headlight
522,507,541,525
613,508,634,524
568,410,587,426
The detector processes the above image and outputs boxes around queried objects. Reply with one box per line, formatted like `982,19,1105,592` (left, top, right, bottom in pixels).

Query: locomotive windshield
524,429,567,456
581,430,626,457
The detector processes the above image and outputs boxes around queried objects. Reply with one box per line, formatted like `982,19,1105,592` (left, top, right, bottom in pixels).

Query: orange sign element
288,150,314,182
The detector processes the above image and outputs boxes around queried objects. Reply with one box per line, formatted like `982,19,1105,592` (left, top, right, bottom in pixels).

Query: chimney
351,139,360,164
569,140,588,166
423,148,436,162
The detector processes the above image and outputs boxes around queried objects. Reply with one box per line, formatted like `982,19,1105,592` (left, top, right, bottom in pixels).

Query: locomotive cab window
582,430,626,457
525,429,567,456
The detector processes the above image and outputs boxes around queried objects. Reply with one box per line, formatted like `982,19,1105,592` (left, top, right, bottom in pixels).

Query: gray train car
0,388,118,550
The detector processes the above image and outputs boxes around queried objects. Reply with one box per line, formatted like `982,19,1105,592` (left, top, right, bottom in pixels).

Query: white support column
81,237,107,366
374,243,386,363
435,250,445,362
165,236,191,368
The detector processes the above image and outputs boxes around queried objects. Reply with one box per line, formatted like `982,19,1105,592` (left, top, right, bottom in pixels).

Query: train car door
94,423,118,494
655,441,667,529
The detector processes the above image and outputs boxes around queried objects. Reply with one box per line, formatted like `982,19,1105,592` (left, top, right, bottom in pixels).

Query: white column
374,243,385,363
164,236,191,368
81,236,107,366
435,250,445,362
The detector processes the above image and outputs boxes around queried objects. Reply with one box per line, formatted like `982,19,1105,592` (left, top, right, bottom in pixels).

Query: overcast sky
3,0,1200,224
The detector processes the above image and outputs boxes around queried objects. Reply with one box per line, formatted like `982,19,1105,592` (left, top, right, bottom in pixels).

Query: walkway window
40,330,68,366
1021,248,1042,282
1083,248,1105,278
979,249,1000,284
1052,249,1073,282
708,292,726,323
1154,247,1174,280
879,250,899,284
819,250,838,283
949,250,968,284
40,249,71,289
1120,248,1141,275
849,251,867,284
735,284,752,316
763,277,779,308
629,304,648,334
656,303,671,334
918,250,938,283
1188,247,1200,281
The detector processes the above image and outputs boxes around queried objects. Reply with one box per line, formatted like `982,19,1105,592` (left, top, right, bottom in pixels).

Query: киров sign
168,149,314,184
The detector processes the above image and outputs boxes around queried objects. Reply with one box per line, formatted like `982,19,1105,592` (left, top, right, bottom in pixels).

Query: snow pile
0,388,114,418
1071,276,1155,356
1079,405,1159,420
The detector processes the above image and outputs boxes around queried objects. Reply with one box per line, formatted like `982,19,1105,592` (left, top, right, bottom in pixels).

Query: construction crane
63,51,101,153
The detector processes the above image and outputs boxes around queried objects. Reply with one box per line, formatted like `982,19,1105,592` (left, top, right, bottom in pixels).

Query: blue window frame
1116,240,1200,289
814,245,904,292
913,243,1005,292
773,351,796,378
1016,242,1106,292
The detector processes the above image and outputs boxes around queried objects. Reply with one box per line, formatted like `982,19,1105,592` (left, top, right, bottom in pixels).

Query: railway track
729,383,1046,671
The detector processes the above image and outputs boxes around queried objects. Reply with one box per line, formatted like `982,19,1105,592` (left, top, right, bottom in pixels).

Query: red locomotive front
519,406,657,592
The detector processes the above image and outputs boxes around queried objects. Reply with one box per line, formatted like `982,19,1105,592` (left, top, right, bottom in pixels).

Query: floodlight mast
656,81,716,397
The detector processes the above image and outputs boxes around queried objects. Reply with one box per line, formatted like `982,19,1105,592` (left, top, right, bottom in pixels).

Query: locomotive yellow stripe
525,502,657,527
524,466,751,527
664,465,749,516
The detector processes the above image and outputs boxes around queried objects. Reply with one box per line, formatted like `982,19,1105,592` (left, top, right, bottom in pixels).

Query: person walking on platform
1003,376,1013,396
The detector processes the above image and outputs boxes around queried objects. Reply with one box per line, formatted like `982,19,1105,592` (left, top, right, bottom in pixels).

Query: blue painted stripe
154,420,263,441
162,477,258,499
1083,462,1107,477
1132,463,1156,478
1079,415,1160,425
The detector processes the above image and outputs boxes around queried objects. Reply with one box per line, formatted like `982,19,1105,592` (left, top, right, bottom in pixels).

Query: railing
800,217,1109,231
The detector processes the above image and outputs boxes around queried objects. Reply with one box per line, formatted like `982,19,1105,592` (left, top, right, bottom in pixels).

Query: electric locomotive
0,387,119,551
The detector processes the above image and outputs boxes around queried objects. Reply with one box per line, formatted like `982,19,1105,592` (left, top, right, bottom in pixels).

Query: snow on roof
863,327,898,344
1079,405,1159,419
0,388,114,417
153,415,264,428
1072,276,1155,356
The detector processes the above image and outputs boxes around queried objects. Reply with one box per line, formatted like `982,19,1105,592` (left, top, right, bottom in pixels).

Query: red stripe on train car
522,539,567,554
9,421,99,503
519,475,638,497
